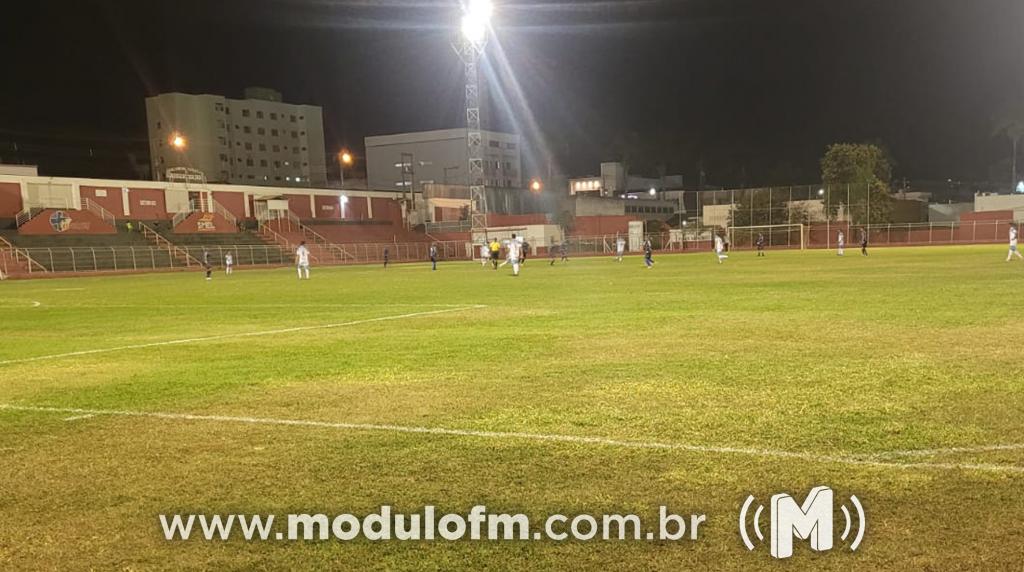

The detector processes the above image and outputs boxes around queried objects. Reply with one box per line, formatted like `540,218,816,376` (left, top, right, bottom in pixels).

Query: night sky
2,0,1023,188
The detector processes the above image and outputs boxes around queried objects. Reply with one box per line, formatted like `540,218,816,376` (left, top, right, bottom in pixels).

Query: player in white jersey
506,233,522,276
296,241,311,279
1008,224,1022,262
224,252,234,275
714,233,728,264
837,230,845,256
616,236,626,262
480,243,490,267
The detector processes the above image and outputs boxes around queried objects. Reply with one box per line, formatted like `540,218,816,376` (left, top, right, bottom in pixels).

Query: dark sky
2,0,1023,187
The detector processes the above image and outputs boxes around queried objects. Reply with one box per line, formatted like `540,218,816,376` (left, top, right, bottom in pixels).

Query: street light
649,188,657,197
338,150,354,187
818,188,826,197
530,179,542,194
170,133,187,151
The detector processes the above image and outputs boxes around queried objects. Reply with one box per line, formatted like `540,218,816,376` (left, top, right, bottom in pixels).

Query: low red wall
173,211,236,234
212,191,246,220
80,185,125,217
345,197,369,220
571,215,637,236
128,188,167,219
0,182,22,217
285,194,313,219
371,198,402,222
314,195,342,220
487,213,547,227
18,209,116,235
961,210,1012,222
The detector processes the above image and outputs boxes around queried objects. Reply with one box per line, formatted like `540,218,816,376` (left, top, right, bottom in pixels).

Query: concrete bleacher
0,230,176,273
302,220,429,244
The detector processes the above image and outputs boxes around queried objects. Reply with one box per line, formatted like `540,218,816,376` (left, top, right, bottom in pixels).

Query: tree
820,143,893,224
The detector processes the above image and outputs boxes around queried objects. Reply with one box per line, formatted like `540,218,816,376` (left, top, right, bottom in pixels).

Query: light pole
338,150,353,187
453,0,493,230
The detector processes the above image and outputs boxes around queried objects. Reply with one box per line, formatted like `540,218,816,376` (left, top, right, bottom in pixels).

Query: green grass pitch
0,245,1022,570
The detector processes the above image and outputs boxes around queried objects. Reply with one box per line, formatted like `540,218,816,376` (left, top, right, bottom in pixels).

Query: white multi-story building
364,128,521,192
146,87,327,187
569,161,684,197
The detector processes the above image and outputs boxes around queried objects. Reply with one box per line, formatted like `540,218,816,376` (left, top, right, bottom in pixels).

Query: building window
299,116,304,120
291,131,298,139
270,112,277,120
303,162,308,167
259,143,266,151
257,127,265,135
246,158,254,166
293,148,300,154
215,103,224,112
271,129,278,137
238,158,243,163
219,153,228,162
506,142,517,150
245,142,252,150
272,145,280,152
260,159,268,167
290,115,296,122
489,141,500,148
301,146,307,151
300,131,305,136
242,109,250,117
244,126,251,134
225,107,230,115
156,121,162,129
256,111,264,119
218,136,227,145
275,176,281,181
274,161,281,168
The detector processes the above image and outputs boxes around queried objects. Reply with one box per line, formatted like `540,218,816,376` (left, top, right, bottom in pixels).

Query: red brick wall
128,188,167,219
487,213,547,226
572,215,637,236
345,197,369,220
18,209,116,235
314,195,342,220
434,207,463,222
961,210,1012,222
212,192,246,220
79,185,125,217
0,182,22,217
371,198,402,222
285,194,312,219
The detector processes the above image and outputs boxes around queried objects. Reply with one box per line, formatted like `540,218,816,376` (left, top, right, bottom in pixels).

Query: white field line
0,305,485,366
38,303,480,309
0,404,1021,475
873,443,1024,458
63,414,96,422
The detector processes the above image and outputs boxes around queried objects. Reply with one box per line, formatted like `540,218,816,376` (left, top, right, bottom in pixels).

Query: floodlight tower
454,0,493,230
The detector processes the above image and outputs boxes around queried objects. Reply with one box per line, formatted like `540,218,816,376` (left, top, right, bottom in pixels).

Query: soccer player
489,238,501,270
616,236,626,262
549,237,559,266
203,249,213,281
520,236,529,265
506,233,522,276
383,247,390,269
296,241,311,279
755,233,765,257
1007,224,1022,262
643,238,654,268
224,252,234,275
714,233,728,264
480,242,490,267
429,244,438,271
837,230,845,256
560,240,569,263
859,228,869,256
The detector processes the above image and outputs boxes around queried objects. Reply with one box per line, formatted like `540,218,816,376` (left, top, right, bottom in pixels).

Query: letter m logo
770,486,834,559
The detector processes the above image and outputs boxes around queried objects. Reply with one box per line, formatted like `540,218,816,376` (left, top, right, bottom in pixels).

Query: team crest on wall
49,211,72,233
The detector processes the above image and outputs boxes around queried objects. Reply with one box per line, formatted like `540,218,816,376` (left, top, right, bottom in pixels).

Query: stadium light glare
170,133,187,150
649,188,657,196
461,0,493,44
818,188,825,196
530,179,542,193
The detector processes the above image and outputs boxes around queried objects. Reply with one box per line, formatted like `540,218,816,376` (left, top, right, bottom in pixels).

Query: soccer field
0,245,1022,570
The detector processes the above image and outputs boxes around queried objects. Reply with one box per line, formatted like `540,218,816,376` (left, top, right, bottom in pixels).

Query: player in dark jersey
203,249,212,281
643,238,654,268
859,228,869,256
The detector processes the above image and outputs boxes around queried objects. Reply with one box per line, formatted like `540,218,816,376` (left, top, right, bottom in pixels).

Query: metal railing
209,197,239,226
138,222,203,267
0,235,48,275
14,207,44,228
14,244,292,274
425,220,473,233
80,197,118,228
